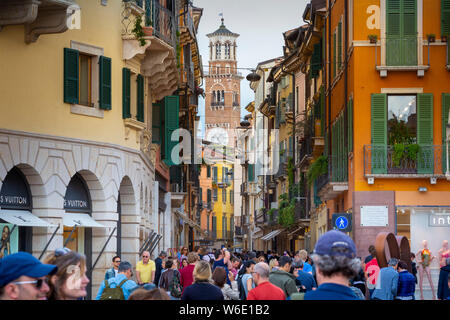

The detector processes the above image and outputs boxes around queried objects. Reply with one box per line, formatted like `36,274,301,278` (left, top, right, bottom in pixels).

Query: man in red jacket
179,252,198,294
247,262,285,300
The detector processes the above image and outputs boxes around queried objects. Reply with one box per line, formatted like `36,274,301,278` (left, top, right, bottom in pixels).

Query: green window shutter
417,93,434,174
338,21,342,69
199,187,202,203
320,87,325,136
333,32,337,78
324,129,328,157
213,188,218,201
99,56,112,110
443,0,450,37
332,123,337,181
386,0,417,66
152,100,162,144
64,48,79,104
248,164,254,182
223,188,226,203
207,165,211,177
163,96,180,166
371,94,387,174
348,98,353,152
311,42,321,78
207,189,212,204
213,166,218,182
442,94,450,173
212,216,217,238
136,74,144,122
122,68,131,119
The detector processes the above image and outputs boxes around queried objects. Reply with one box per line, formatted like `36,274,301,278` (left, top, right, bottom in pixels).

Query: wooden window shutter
122,68,131,119
417,93,434,174
338,21,342,69
443,0,450,37
402,0,417,65
213,166,218,182
207,189,211,204
207,165,211,177
99,56,112,110
64,48,79,104
163,95,180,166
311,42,321,78
348,98,353,153
136,74,144,122
333,32,337,78
371,94,387,174
442,94,450,173
199,187,202,203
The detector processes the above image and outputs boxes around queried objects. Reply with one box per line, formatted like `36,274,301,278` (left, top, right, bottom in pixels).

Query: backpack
168,271,182,298
100,279,128,300
237,274,247,300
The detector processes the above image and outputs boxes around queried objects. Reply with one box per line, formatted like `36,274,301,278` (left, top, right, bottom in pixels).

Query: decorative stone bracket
124,118,146,143
0,0,79,43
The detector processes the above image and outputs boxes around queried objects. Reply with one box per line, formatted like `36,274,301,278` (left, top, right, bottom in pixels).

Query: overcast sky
194,0,309,137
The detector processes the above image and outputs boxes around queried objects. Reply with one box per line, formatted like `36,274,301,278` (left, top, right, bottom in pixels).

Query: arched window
221,90,225,103
215,43,221,59
225,43,230,59
217,90,221,102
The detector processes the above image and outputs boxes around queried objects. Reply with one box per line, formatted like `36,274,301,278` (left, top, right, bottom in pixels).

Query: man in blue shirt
372,258,399,300
96,261,138,300
293,260,317,292
396,260,416,300
304,230,360,300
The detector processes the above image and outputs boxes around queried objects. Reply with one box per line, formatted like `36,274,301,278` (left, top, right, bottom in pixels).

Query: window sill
376,65,430,78
124,118,146,131
70,104,104,118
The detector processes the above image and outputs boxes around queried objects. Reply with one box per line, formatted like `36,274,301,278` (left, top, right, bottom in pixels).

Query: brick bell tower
204,18,243,148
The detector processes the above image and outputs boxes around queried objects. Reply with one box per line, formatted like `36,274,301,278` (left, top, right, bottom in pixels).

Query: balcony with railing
315,155,348,201
363,145,445,178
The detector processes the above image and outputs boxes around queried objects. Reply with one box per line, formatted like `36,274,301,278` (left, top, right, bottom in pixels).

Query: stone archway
118,176,138,266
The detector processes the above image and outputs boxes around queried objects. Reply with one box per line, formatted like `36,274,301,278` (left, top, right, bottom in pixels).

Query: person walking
179,252,197,294
269,255,298,298
181,260,224,300
43,247,90,300
95,261,138,300
237,260,256,299
212,267,239,300
396,260,416,300
437,257,450,300
105,255,121,281
0,252,57,300
154,251,166,286
371,258,399,300
304,230,361,300
292,260,317,292
136,251,155,286
158,259,182,299
247,262,285,300
213,248,231,284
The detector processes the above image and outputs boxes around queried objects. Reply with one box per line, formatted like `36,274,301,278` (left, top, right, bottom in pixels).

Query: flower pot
427,36,436,43
442,35,448,42
368,36,377,44
142,26,153,37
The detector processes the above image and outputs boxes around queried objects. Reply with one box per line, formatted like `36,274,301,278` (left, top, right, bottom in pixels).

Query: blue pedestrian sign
336,216,348,230
332,213,352,232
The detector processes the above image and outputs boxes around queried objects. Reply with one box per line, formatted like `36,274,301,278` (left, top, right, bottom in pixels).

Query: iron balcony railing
145,0,177,48
181,5,195,37
363,145,445,176
315,173,329,194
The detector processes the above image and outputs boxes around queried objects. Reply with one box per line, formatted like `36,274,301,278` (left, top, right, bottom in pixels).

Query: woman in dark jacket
158,259,181,299
437,258,450,300
181,260,224,300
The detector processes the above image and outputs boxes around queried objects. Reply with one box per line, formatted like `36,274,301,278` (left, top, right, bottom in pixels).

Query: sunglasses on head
12,278,48,289
55,247,72,257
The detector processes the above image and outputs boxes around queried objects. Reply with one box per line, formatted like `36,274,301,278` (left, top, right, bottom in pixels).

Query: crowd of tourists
1,230,449,300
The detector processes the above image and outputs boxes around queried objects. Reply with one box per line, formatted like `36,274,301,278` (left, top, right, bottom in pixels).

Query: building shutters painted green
417,93,434,174
442,94,450,173
213,166,218,182
348,98,353,153
164,96,180,166
212,216,217,239
311,42,322,78
207,189,212,204
386,0,417,66
122,68,131,119
371,94,388,174
99,56,112,110
136,74,144,122
248,164,254,182
333,32,337,78
152,100,162,144
338,21,342,69
320,87,325,136
442,0,450,37
199,187,202,203
207,165,211,177
64,48,79,104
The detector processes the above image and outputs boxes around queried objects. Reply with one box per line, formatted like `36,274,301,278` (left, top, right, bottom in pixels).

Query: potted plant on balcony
441,34,448,42
132,15,146,46
388,116,419,172
368,34,378,44
306,155,328,187
143,16,153,36
427,34,436,43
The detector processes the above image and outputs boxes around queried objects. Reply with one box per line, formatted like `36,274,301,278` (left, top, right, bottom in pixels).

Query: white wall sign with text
360,206,388,227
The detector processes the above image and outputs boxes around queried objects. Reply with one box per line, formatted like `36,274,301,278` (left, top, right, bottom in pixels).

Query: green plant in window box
426,34,436,43
132,15,146,46
368,34,378,44
306,155,328,187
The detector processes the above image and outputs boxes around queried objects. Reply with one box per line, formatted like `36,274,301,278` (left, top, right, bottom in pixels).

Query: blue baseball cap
0,252,58,287
313,230,357,259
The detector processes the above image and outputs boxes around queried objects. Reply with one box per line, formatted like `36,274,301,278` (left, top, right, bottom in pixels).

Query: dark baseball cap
0,252,58,287
313,230,357,259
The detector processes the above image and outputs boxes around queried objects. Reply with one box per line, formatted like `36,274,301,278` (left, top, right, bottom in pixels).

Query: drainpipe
328,0,332,164
345,0,348,156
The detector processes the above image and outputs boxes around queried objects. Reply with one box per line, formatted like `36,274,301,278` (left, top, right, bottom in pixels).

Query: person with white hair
247,262,285,300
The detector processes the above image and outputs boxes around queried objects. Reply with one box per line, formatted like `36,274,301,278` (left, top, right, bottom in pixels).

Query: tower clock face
207,128,229,146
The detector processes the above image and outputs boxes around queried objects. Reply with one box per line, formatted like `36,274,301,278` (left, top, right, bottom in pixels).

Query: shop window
396,207,411,243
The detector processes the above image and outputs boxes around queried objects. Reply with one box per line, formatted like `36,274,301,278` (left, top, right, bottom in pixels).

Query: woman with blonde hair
269,258,279,272
43,247,90,300
181,260,223,300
